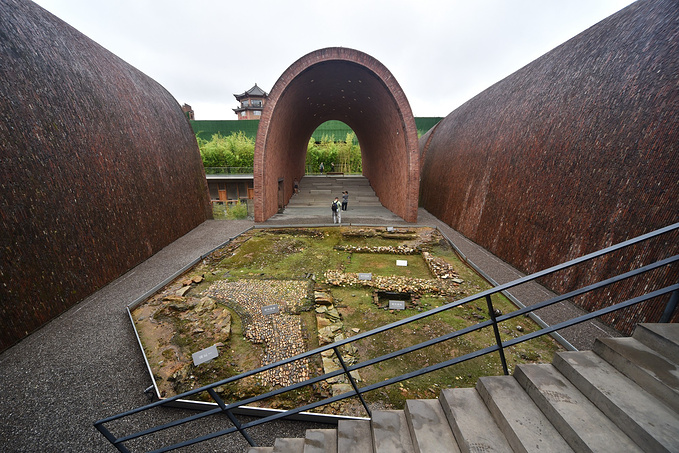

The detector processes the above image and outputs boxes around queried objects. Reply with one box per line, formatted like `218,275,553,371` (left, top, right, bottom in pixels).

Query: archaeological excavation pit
127,226,562,416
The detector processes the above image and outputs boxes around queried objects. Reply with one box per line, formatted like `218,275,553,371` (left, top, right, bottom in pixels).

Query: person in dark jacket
331,197,341,223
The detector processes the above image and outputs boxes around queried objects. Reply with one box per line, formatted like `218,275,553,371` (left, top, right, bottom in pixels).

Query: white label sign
262,304,280,315
192,344,219,366
396,260,408,267
389,300,406,310
358,273,372,281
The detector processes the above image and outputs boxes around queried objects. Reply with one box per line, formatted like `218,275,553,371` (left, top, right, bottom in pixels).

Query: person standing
341,191,348,211
319,162,324,174
331,197,341,224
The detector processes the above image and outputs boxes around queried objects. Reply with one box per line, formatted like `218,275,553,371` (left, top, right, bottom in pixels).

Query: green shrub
198,132,254,168
226,201,248,220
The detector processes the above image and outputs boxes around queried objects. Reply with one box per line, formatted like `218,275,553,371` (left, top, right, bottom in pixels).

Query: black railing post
208,388,256,447
486,295,509,375
94,424,132,453
333,346,372,417
660,286,679,323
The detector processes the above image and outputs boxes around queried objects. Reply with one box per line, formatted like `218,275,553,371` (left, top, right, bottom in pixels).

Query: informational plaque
192,344,219,366
358,273,372,281
396,260,408,267
388,300,406,310
262,304,280,316
387,226,394,232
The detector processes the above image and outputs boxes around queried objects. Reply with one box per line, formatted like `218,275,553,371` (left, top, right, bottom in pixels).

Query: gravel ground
0,209,619,452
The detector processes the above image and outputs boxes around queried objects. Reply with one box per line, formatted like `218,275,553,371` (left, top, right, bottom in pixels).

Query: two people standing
331,191,349,224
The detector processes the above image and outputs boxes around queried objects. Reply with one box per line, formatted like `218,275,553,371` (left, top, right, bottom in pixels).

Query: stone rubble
324,270,461,297
334,244,419,255
314,289,361,387
205,279,311,387
422,251,462,281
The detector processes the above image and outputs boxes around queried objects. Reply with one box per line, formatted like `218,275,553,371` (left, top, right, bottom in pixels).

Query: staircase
287,175,383,208
246,323,679,452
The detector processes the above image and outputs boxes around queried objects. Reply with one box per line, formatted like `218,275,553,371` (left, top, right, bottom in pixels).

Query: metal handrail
94,222,679,452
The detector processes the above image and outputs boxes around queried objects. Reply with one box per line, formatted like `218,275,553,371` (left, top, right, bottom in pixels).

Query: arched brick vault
0,0,211,351
254,47,419,222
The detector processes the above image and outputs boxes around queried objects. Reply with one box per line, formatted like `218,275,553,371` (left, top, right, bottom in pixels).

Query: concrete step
593,336,679,413
633,323,679,365
337,419,372,453
514,363,642,452
289,195,380,203
250,325,679,453
476,375,573,453
439,388,513,453
371,410,415,453
554,351,679,452
301,178,370,183
304,429,337,453
404,399,460,453
297,190,372,197
287,201,383,208
274,437,305,452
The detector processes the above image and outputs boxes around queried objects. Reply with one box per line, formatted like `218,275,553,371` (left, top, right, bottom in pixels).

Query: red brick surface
419,0,679,334
254,48,419,222
0,0,212,351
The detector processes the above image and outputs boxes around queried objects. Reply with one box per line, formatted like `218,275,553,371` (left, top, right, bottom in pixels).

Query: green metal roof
190,117,442,142
191,120,260,141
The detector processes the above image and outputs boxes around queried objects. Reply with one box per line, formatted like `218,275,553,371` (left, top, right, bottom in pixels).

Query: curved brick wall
420,0,679,333
0,0,212,351
254,47,419,222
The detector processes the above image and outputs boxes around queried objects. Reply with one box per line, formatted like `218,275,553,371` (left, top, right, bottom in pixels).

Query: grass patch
346,253,431,279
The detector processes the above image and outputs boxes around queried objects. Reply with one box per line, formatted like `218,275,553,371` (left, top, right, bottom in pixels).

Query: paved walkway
0,207,619,452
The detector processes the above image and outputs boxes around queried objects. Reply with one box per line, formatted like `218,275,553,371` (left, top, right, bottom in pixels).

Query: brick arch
254,47,419,222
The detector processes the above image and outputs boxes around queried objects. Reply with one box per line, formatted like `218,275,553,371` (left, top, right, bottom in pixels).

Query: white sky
32,0,636,120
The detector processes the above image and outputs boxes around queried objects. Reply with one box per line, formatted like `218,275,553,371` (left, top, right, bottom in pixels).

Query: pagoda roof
234,83,268,99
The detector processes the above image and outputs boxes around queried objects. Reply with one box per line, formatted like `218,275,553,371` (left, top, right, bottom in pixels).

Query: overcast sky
33,0,636,120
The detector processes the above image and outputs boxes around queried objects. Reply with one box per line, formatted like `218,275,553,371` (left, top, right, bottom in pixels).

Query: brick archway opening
254,47,419,222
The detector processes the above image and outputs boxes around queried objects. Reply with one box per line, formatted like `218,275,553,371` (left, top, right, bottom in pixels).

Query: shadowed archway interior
254,48,419,222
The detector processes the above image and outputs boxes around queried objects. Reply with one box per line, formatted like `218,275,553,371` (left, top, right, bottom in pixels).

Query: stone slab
439,388,513,453
371,410,415,453
633,323,679,365
476,376,572,453
514,363,643,452
593,336,679,413
338,419,372,453
554,351,679,452
404,399,460,453
304,429,337,453
274,437,305,452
